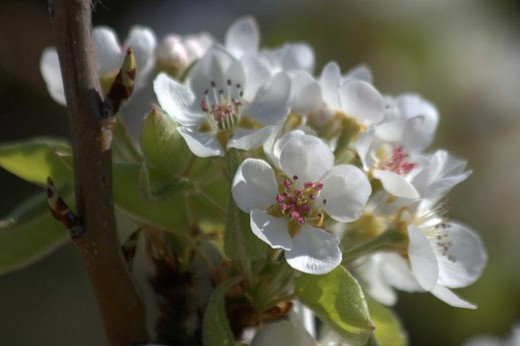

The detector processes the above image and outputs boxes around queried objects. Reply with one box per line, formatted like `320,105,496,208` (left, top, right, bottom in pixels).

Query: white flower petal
319,61,341,109
436,222,487,288
412,150,471,200
250,209,292,250
320,165,371,222
374,119,406,142
265,129,306,169
153,73,202,126
343,64,373,83
279,135,334,185
355,254,398,306
285,225,341,274
225,16,259,59
431,285,477,309
380,252,423,292
407,225,439,291
288,71,321,115
397,94,439,151
251,320,317,346
188,46,234,95
232,159,278,213
273,43,315,73
40,48,66,105
93,26,123,74
354,128,376,171
373,170,420,199
239,55,271,99
248,72,290,125
339,80,385,125
178,127,223,157
228,126,275,151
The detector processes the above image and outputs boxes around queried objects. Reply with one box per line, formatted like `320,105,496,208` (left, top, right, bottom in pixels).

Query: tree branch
48,0,149,344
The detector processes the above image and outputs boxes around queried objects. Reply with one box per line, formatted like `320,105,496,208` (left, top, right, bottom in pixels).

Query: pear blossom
41,25,157,106
353,150,486,308
353,94,439,199
153,46,291,157
232,134,371,274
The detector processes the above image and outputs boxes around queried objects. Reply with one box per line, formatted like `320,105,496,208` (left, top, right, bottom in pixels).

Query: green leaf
0,138,73,187
367,299,407,346
139,163,192,202
113,163,190,232
0,194,69,275
140,108,192,176
295,266,374,345
203,277,241,346
224,149,268,261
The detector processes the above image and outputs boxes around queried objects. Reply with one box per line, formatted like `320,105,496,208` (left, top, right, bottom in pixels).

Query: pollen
275,176,325,227
381,145,418,174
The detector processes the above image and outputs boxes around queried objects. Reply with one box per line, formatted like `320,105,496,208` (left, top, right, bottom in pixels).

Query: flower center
378,145,417,174
200,79,244,132
275,175,326,228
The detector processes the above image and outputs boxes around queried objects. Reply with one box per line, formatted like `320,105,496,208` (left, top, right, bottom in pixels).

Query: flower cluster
39,15,488,345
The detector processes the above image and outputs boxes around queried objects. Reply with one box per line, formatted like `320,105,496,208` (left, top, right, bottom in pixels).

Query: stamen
274,175,326,228
199,78,244,131
381,145,418,174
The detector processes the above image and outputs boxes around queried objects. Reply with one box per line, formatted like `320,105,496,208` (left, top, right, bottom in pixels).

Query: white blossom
154,46,291,157
232,134,371,274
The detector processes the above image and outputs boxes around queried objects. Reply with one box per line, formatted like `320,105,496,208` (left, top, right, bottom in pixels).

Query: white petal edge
431,285,477,309
177,127,223,157
124,26,157,83
250,209,292,251
225,16,259,58
373,170,420,199
320,164,371,223
339,80,385,125
285,224,341,274
319,61,341,109
232,158,278,213
93,26,123,74
228,126,275,151
407,225,439,291
40,48,66,106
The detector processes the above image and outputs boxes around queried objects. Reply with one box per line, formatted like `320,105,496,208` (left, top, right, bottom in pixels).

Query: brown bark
48,0,149,344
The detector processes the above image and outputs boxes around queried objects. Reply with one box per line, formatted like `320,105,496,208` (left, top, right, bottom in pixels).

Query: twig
48,0,149,344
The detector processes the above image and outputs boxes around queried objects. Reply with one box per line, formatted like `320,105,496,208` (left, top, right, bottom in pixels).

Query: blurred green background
1,0,519,345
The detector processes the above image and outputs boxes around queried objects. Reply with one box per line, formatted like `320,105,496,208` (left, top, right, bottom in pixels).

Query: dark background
1,0,519,345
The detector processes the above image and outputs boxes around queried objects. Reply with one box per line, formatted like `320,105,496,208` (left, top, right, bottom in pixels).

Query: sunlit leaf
368,299,407,346
296,266,374,345
0,138,72,187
